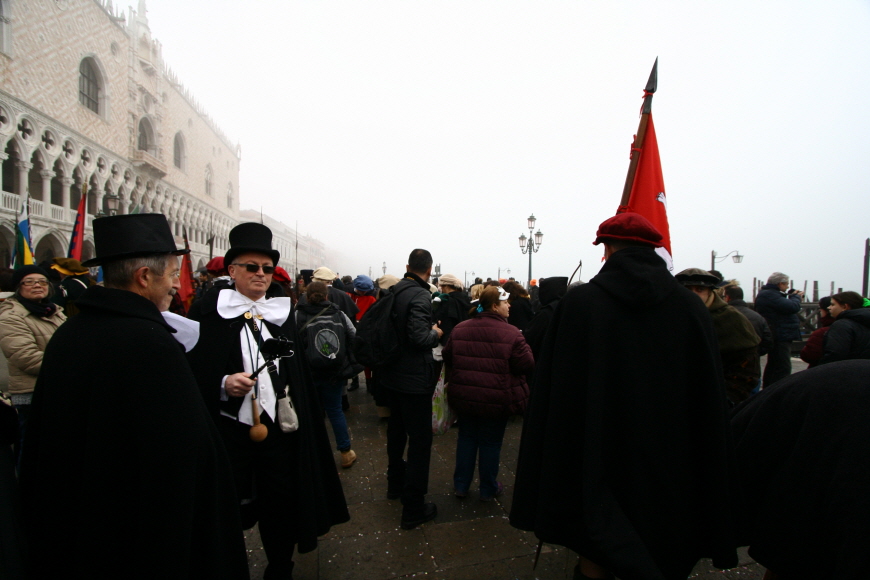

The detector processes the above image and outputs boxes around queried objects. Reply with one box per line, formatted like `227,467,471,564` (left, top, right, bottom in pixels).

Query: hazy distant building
238,209,328,275
0,0,242,268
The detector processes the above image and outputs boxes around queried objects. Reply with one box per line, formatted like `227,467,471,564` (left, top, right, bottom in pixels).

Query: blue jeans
315,378,351,451
454,414,508,498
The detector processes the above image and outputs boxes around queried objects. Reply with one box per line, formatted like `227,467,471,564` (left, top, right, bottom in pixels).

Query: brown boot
340,449,357,468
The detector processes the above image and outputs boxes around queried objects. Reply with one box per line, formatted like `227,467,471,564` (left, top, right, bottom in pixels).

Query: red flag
177,228,195,313
622,115,671,256
617,59,673,271
67,183,88,260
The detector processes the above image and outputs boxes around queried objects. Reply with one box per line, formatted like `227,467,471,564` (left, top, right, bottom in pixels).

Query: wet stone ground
243,377,771,580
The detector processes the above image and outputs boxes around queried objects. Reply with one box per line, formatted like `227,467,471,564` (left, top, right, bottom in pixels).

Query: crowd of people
0,211,868,579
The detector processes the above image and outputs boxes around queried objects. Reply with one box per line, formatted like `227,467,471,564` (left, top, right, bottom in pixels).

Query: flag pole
619,58,658,209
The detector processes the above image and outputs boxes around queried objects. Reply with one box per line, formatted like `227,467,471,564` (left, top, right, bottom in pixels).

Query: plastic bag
432,366,455,435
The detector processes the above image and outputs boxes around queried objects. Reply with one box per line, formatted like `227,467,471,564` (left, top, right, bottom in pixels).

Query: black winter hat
539,276,569,306
224,223,280,266
12,265,50,288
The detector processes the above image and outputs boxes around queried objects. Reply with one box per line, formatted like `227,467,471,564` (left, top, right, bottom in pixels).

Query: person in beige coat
0,265,66,464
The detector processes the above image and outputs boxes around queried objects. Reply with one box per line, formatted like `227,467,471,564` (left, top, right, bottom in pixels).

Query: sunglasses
232,263,275,274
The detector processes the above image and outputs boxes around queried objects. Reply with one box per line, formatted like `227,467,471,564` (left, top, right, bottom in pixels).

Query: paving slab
240,374,791,578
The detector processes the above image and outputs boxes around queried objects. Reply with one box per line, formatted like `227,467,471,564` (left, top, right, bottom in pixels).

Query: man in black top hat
187,222,349,579
19,214,249,578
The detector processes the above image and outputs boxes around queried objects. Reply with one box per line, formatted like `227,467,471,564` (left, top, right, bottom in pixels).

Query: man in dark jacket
380,249,443,529
754,272,804,387
20,214,249,579
723,285,773,357
510,213,737,580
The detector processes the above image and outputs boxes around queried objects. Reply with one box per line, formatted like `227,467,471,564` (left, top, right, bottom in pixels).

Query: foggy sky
145,0,870,294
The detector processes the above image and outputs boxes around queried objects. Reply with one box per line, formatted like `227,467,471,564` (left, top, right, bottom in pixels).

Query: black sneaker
400,502,437,530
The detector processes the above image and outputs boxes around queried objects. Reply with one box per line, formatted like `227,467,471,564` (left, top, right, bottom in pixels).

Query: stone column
61,177,73,215
16,161,32,197
92,188,104,216
40,170,54,205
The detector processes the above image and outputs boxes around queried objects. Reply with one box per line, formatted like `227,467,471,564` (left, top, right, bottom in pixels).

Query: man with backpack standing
379,249,443,529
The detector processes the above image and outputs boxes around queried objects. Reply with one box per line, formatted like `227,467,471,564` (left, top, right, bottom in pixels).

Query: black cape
186,286,350,553
730,360,870,579
20,286,248,579
510,247,738,580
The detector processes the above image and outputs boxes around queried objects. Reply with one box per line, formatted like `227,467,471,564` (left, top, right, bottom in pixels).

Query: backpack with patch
352,285,411,368
298,306,348,373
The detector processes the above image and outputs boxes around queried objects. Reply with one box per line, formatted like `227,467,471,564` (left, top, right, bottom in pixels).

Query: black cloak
510,247,738,580
730,360,870,579
186,286,350,553
20,286,249,579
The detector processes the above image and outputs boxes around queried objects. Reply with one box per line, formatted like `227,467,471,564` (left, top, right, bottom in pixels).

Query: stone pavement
243,362,813,580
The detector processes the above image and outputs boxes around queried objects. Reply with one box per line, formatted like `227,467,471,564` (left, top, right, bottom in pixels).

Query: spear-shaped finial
641,57,658,115
619,58,659,208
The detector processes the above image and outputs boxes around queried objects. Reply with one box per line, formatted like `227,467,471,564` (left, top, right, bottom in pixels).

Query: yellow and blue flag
13,195,34,269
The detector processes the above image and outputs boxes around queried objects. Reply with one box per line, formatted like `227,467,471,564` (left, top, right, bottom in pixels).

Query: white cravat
216,289,292,326
161,311,200,352
217,289,292,426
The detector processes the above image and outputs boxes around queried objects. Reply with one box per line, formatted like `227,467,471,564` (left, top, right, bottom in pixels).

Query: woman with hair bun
819,291,870,365
442,286,534,501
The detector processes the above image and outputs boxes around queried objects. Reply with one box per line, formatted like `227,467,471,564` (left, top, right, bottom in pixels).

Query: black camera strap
244,317,286,401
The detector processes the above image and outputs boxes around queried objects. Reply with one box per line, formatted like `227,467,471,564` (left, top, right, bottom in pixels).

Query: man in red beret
510,212,738,580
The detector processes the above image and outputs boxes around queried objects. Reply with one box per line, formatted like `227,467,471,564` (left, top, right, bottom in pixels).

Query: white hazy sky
145,1,870,294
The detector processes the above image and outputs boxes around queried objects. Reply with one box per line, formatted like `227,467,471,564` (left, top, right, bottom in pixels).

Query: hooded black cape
730,360,870,579
20,286,249,579
510,247,738,580
186,286,349,553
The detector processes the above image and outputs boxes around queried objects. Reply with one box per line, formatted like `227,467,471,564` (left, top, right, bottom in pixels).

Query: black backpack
353,285,411,368
298,306,348,372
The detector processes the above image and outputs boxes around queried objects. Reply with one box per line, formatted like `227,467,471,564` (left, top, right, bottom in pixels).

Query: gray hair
767,272,790,285
103,254,174,289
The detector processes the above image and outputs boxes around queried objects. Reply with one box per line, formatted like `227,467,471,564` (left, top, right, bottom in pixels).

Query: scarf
16,296,58,318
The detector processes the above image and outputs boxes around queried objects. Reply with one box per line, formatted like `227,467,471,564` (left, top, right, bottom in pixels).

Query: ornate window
173,132,185,170
204,165,213,196
137,117,155,154
79,58,101,113
227,182,234,209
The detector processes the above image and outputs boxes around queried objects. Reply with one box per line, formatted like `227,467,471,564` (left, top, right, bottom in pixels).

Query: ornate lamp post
518,214,543,287
105,192,119,216
710,250,744,272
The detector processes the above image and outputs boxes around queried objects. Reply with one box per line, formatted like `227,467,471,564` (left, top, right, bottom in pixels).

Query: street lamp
105,192,119,216
518,213,543,287
382,261,387,275
497,266,511,280
711,250,744,272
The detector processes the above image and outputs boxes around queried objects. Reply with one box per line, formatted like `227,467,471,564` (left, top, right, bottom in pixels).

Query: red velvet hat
592,212,663,247
272,266,291,283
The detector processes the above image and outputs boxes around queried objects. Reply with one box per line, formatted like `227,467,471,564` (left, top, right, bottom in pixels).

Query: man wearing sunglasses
187,222,349,579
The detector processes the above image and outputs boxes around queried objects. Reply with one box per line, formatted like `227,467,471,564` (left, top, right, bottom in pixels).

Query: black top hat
82,214,188,267
224,223,280,266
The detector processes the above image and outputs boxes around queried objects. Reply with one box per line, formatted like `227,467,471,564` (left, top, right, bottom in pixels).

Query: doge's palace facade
0,0,242,269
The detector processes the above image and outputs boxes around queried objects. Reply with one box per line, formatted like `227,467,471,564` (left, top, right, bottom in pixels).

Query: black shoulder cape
510,247,738,580
730,360,870,579
186,288,350,553
20,286,249,579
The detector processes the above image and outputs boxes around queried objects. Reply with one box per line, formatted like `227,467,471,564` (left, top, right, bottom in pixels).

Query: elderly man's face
229,252,274,300
147,256,180,312
688,285,712,302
